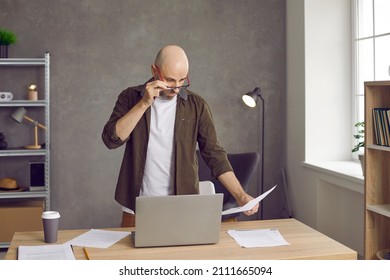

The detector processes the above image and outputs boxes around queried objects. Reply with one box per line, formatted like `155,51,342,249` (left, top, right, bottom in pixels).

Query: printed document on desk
18,244,75,260
222,185,277,216
64,229,130,248
227,228,289,248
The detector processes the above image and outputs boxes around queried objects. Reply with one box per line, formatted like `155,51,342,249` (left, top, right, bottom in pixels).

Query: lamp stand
259,94,265,220
25,122,41,150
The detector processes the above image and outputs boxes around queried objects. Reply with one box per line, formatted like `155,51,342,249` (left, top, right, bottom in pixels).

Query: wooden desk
5,218,357,260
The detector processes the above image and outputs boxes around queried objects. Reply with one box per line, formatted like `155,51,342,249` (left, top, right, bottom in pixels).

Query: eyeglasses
155,66,190,91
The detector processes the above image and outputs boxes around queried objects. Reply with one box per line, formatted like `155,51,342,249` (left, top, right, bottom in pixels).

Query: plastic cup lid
42,211,60,219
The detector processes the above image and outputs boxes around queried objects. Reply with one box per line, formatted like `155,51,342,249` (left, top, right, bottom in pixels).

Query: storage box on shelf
0,200,44,243
0,53,50,248
364,80,390,259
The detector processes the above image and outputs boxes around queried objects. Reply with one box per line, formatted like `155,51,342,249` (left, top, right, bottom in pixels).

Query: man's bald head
154,45,189,75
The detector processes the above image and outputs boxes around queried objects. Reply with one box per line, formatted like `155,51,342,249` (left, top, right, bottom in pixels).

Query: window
354,0,390,125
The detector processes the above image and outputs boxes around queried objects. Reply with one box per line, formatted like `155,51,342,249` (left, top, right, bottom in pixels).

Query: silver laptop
133,194,223,247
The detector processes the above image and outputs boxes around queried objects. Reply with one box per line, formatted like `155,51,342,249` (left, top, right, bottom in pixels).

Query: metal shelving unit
0,53,50,248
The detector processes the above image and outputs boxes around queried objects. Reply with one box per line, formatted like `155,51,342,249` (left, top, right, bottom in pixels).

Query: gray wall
0,0,286,230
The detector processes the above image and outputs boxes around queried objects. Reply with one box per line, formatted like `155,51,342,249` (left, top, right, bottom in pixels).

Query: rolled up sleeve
102,89,134,149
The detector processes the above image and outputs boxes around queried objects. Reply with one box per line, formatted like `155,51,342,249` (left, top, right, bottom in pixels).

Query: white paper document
18,244,76,260
227,228,289,248
222,185,277,216
64,229,130,248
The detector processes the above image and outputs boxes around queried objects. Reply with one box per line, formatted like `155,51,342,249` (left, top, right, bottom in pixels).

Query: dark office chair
196,150,260,221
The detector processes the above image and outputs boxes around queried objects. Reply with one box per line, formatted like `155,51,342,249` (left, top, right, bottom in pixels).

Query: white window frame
353,0,390,155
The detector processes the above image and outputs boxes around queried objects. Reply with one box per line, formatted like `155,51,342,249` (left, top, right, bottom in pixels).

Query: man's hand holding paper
222,185,277,216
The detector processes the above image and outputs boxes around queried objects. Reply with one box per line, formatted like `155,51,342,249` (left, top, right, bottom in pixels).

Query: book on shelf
29,186,46,192
372,108,390,146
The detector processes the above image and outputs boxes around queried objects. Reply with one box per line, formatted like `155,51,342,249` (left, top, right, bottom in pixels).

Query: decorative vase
358,153,364,176
0,44,9,58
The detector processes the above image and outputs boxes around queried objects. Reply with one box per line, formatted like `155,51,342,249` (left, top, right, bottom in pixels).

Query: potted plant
352,121,365,175
0,28,17,58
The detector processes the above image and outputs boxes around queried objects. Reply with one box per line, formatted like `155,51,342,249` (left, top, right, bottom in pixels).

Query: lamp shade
242,87,261,108
10,107,27,123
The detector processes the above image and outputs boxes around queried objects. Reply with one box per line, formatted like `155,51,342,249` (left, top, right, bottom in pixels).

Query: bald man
102,45,258,227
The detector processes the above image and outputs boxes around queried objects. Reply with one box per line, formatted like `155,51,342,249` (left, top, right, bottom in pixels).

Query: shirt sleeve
196,98,233,178
102,89,132,149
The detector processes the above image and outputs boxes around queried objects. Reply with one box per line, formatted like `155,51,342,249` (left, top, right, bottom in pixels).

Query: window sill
302,160,364,194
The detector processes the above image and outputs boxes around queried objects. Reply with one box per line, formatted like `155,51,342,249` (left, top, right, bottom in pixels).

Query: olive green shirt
102,80,232,210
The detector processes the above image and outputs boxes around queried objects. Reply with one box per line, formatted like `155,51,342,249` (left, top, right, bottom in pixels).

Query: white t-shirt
122,95,177,214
